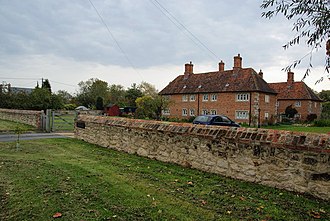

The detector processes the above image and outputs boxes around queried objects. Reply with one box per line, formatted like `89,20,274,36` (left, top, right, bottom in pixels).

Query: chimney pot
219,60,225,72
259,69,263,78
233,54,242,70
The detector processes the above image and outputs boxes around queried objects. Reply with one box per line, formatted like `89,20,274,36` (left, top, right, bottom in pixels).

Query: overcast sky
0,0,329,94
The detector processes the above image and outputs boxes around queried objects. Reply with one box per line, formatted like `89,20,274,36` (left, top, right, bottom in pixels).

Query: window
265,95,270,103
182,95,188,102
201,109,208,115
202,94,209,101
190,95,196,101
182,108,188,116
314,102,317,108
236,93,249,101
189,109,195,116
236,110,249,119
162,108,170,115
265,112,269,119
276,101,280,107
210,109,217,115
295,101,301,107
211,94,217,101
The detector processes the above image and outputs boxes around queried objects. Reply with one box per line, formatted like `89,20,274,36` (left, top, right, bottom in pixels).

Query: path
0,132,74,142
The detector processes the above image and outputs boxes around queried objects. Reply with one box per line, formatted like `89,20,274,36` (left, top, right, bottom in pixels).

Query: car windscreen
194,116,210,123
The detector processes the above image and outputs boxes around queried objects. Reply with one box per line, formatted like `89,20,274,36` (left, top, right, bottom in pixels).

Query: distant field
0,119,36,132
52,114,75,131
0,138,329,220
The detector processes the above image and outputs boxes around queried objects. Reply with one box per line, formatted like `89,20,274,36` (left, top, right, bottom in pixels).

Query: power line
150,0,220,61
87,0,143,81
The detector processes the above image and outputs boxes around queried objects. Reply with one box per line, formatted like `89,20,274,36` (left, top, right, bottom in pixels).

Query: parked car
192,115,240,127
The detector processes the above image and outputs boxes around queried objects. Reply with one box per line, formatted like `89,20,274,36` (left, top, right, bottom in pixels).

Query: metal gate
45,110,76,132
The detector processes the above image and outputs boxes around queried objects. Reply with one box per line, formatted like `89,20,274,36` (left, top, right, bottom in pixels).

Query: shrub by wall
75,115,330,200
0,108,44,129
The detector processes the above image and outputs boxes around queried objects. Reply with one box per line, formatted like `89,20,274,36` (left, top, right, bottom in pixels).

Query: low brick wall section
0,108,44,129
75,115,330,200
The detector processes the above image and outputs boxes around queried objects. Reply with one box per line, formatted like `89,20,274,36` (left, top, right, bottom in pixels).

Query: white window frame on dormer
295,101,301,107
182,95,188,102
211,94,217,101
236,93,249,102
202,94,209,101
265,95,270,103
190,94,196,102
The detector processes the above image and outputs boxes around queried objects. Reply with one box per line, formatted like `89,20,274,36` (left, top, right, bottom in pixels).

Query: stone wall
75,115,330,200
0,108,44,129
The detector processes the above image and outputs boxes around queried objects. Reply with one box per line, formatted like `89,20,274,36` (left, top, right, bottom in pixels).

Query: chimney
219,60,225,72
287,71,294,84
258,70,263,78
233,54,242,70
184,61,193,78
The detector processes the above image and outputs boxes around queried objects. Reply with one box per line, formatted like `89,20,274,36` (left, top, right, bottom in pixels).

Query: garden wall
0,108,44,129
75,115,330,200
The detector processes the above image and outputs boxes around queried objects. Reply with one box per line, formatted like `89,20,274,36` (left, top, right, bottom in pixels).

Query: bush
313,119,330,127
306,114,317,122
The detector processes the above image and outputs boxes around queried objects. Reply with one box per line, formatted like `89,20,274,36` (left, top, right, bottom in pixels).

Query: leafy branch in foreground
261,0,330,81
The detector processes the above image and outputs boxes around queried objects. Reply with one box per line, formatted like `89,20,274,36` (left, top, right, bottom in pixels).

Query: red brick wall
277,100,322,121
163,92,277,125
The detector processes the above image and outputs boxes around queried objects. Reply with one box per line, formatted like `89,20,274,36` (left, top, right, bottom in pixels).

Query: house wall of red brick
163,92,276,125
277,100,322,121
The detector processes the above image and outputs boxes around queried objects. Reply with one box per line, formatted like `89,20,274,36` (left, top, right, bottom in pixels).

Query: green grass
53,114,75,131
261,124,330,134
0,119,36,132
0,138,329,220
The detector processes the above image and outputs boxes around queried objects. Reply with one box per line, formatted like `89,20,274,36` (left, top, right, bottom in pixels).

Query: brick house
159,54,277,125
269,72,322,121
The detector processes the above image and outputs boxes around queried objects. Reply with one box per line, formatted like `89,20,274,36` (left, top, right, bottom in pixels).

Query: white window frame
182,108,188,116
235,110,249,119
265,112,269,119
162,108,170,115
265,95,270,103
189,109,195,116
295,101,301,107
210,109,217,115
236,93,249,102
202,94,209,101
211,94,217,101
190,94,196,102
201,109,208,115
182,95,188,102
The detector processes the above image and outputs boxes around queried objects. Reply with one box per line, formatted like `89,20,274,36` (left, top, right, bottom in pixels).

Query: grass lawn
0,138,329,220
0,119,36,132
261,124,330,134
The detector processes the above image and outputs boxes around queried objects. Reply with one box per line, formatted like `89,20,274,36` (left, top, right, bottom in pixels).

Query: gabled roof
159,68,277,95
269,81,322,101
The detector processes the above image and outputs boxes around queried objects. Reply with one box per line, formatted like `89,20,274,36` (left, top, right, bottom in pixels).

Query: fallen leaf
201,200,207,205
227,210,232,215
53,212,62,218
240,196,245,201
310,210,321,219
187,181,193,185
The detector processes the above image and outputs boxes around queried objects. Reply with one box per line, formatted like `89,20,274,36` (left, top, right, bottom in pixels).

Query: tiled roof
159,68,277,95
269,81,322,101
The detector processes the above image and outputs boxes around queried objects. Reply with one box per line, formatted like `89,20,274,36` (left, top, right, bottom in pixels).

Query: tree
135,95,170,120
108,84,126,106
261,0,330,79
138,81,159,98
125,83,143,107
76,78,109,108
318,90,330,101
42,79,52,93
96,96,104,110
